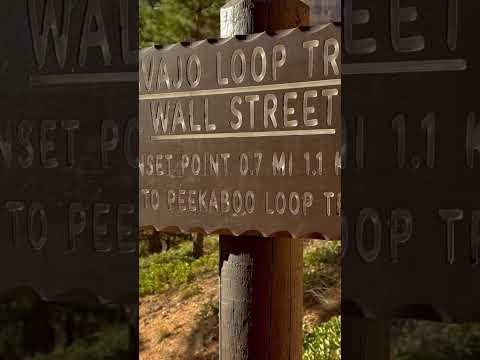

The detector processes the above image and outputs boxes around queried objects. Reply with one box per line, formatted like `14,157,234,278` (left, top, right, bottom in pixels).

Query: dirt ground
139,274,340,360
140,275,219,360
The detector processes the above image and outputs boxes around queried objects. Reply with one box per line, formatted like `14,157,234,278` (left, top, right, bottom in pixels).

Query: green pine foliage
140,0,225,47
303,316,341,360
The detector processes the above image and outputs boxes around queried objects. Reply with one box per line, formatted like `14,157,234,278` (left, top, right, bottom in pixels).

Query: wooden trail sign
0,0,138,303
342,0,480,321
140,24,341,239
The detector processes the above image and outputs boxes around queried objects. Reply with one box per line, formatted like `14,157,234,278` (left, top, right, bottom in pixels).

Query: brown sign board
139,25,341,239
0,0,138,303
342,0,480,321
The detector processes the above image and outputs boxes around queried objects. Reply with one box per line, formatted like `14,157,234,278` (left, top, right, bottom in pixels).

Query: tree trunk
192,232,204,259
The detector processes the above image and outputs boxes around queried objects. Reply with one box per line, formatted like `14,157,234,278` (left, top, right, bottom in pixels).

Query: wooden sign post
219,1,307,359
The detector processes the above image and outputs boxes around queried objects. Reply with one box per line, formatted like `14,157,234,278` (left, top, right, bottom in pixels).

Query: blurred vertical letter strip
0,1,138,304
342,0,480,358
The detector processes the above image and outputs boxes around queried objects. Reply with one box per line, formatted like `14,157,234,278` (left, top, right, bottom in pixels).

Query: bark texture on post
342,316,391,360
220,0,255,37
220,0,309,37
219,236,303,360
218,2,308,358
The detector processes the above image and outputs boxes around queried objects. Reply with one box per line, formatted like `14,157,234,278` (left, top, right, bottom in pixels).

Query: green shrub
303,316,341,360
198,301,219,321
303,241,340,302
139,238,150,257
304,241,341,269
140,237,218,296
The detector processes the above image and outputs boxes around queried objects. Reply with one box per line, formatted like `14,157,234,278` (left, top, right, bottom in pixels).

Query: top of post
220,0,310,38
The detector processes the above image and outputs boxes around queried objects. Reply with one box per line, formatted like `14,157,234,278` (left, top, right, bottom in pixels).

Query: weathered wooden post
219,236,304,359
218,1,308,359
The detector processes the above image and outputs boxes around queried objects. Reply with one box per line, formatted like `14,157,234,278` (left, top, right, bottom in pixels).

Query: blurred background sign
0,0,138,304
342,0,480,322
